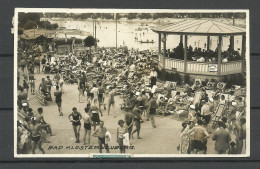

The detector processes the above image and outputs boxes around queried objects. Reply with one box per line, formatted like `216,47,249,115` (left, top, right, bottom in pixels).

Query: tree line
18,12,246,30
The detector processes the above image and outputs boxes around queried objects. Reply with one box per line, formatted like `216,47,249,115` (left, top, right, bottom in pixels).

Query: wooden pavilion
152,19,246,79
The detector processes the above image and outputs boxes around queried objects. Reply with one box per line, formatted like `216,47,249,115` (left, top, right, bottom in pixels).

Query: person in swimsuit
98,81,106,110
92,121,110,153
131,105,142,139
54,86,63,116
28,72,35,95
107,87,116,117
29,117,49,154
82,104,92,145
124,111,134,141
117,120,128,154
68,107,82,143
90,100,103,131
34,107,54,136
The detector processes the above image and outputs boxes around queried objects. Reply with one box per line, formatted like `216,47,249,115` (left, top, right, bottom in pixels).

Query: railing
159,56,242,76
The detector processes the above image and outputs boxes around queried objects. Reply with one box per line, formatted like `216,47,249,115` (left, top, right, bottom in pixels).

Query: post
241,34,246,72
180,35,183,44
158,33,161,53
230,36,234,52
207,36,210,51
184,35,188,73
93,15,95,37
116,13,118,49
95,19,97,52
217,36,222,75
163,34,167,69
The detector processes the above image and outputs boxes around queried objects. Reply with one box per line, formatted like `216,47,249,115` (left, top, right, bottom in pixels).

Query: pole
184,35,188,73
158,33,161,53
116,13,118,49
93,14,95,37
217,36,222,76
95,19,97,52
163,34,166,69
207,36,210,51
44,14,46,36
241,35,246,73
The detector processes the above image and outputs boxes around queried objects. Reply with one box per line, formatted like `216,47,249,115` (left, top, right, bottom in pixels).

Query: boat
138,40,154,43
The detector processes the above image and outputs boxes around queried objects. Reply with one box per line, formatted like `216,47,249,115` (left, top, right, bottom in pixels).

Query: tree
23,20,37,30
18,13,41,28
84,36,96,47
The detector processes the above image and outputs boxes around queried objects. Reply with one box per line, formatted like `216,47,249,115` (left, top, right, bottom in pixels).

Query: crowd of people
166,42,242,63
16,40,247,155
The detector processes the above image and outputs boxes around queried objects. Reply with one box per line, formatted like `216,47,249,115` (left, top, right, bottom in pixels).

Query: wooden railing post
217,36,222,75
241,35,246,73
184,35,188,73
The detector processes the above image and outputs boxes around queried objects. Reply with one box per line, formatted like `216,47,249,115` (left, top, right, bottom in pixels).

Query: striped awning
152,19,246,36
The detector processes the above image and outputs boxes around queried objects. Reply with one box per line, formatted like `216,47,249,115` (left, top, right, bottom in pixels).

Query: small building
152,19,246,81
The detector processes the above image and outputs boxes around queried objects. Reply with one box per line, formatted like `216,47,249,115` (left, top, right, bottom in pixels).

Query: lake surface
49,18,245,52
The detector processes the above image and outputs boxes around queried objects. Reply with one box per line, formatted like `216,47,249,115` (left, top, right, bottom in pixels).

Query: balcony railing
159,55,242,76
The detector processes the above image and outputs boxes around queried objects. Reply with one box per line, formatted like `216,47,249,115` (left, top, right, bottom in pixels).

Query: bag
105,131,112,143
123,133,130,146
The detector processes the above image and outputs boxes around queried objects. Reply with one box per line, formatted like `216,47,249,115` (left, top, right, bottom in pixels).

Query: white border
14,8,250,158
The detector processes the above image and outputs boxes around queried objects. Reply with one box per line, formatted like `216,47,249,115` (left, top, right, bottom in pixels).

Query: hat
190,105,195,109
232,102,237,106
209,98,214,102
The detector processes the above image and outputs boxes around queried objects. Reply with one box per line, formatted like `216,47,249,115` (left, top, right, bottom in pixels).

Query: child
229,141,237,154
117,120,127,154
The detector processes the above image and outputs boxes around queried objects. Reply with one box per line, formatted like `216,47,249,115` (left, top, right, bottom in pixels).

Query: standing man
233,117,246,154
41,55,47,72
90,84,99,103
150,68,158,87
131,105,142,139
34,55,41,73
191,119,209,154
92,121,110,153
68,107,82,143
46,76,52,93
212,121,231,154
29,117,49,154
124,111,135,141
82,105,92,145
107,87,116,117
54,86,63,116
54,71,61,86
148,93,157,128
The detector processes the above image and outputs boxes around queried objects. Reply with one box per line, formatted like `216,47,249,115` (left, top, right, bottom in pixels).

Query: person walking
54,86,63,116
148,93,157,128
82,105,92,145
68,107,82,143
212,121,231,154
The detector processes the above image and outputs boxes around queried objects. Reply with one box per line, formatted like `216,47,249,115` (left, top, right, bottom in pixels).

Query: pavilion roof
152,19,246,36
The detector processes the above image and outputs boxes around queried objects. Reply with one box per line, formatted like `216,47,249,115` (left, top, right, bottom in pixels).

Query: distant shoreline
43,17,246,28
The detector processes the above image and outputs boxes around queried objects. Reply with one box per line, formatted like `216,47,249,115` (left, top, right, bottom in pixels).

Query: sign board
208,64,218,72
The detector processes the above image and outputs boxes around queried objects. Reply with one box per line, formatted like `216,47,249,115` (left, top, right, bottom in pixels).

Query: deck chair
36,91,47,105
211,104,226,129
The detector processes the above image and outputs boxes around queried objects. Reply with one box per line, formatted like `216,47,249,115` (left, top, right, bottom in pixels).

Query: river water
49,18,244,52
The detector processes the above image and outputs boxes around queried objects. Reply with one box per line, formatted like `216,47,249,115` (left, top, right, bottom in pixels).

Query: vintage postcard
14,8,250,157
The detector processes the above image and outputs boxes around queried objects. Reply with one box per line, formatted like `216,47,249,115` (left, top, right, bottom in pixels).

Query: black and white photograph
14,9,250,157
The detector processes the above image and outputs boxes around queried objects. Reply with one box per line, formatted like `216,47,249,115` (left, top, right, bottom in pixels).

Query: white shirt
150,71,157,78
